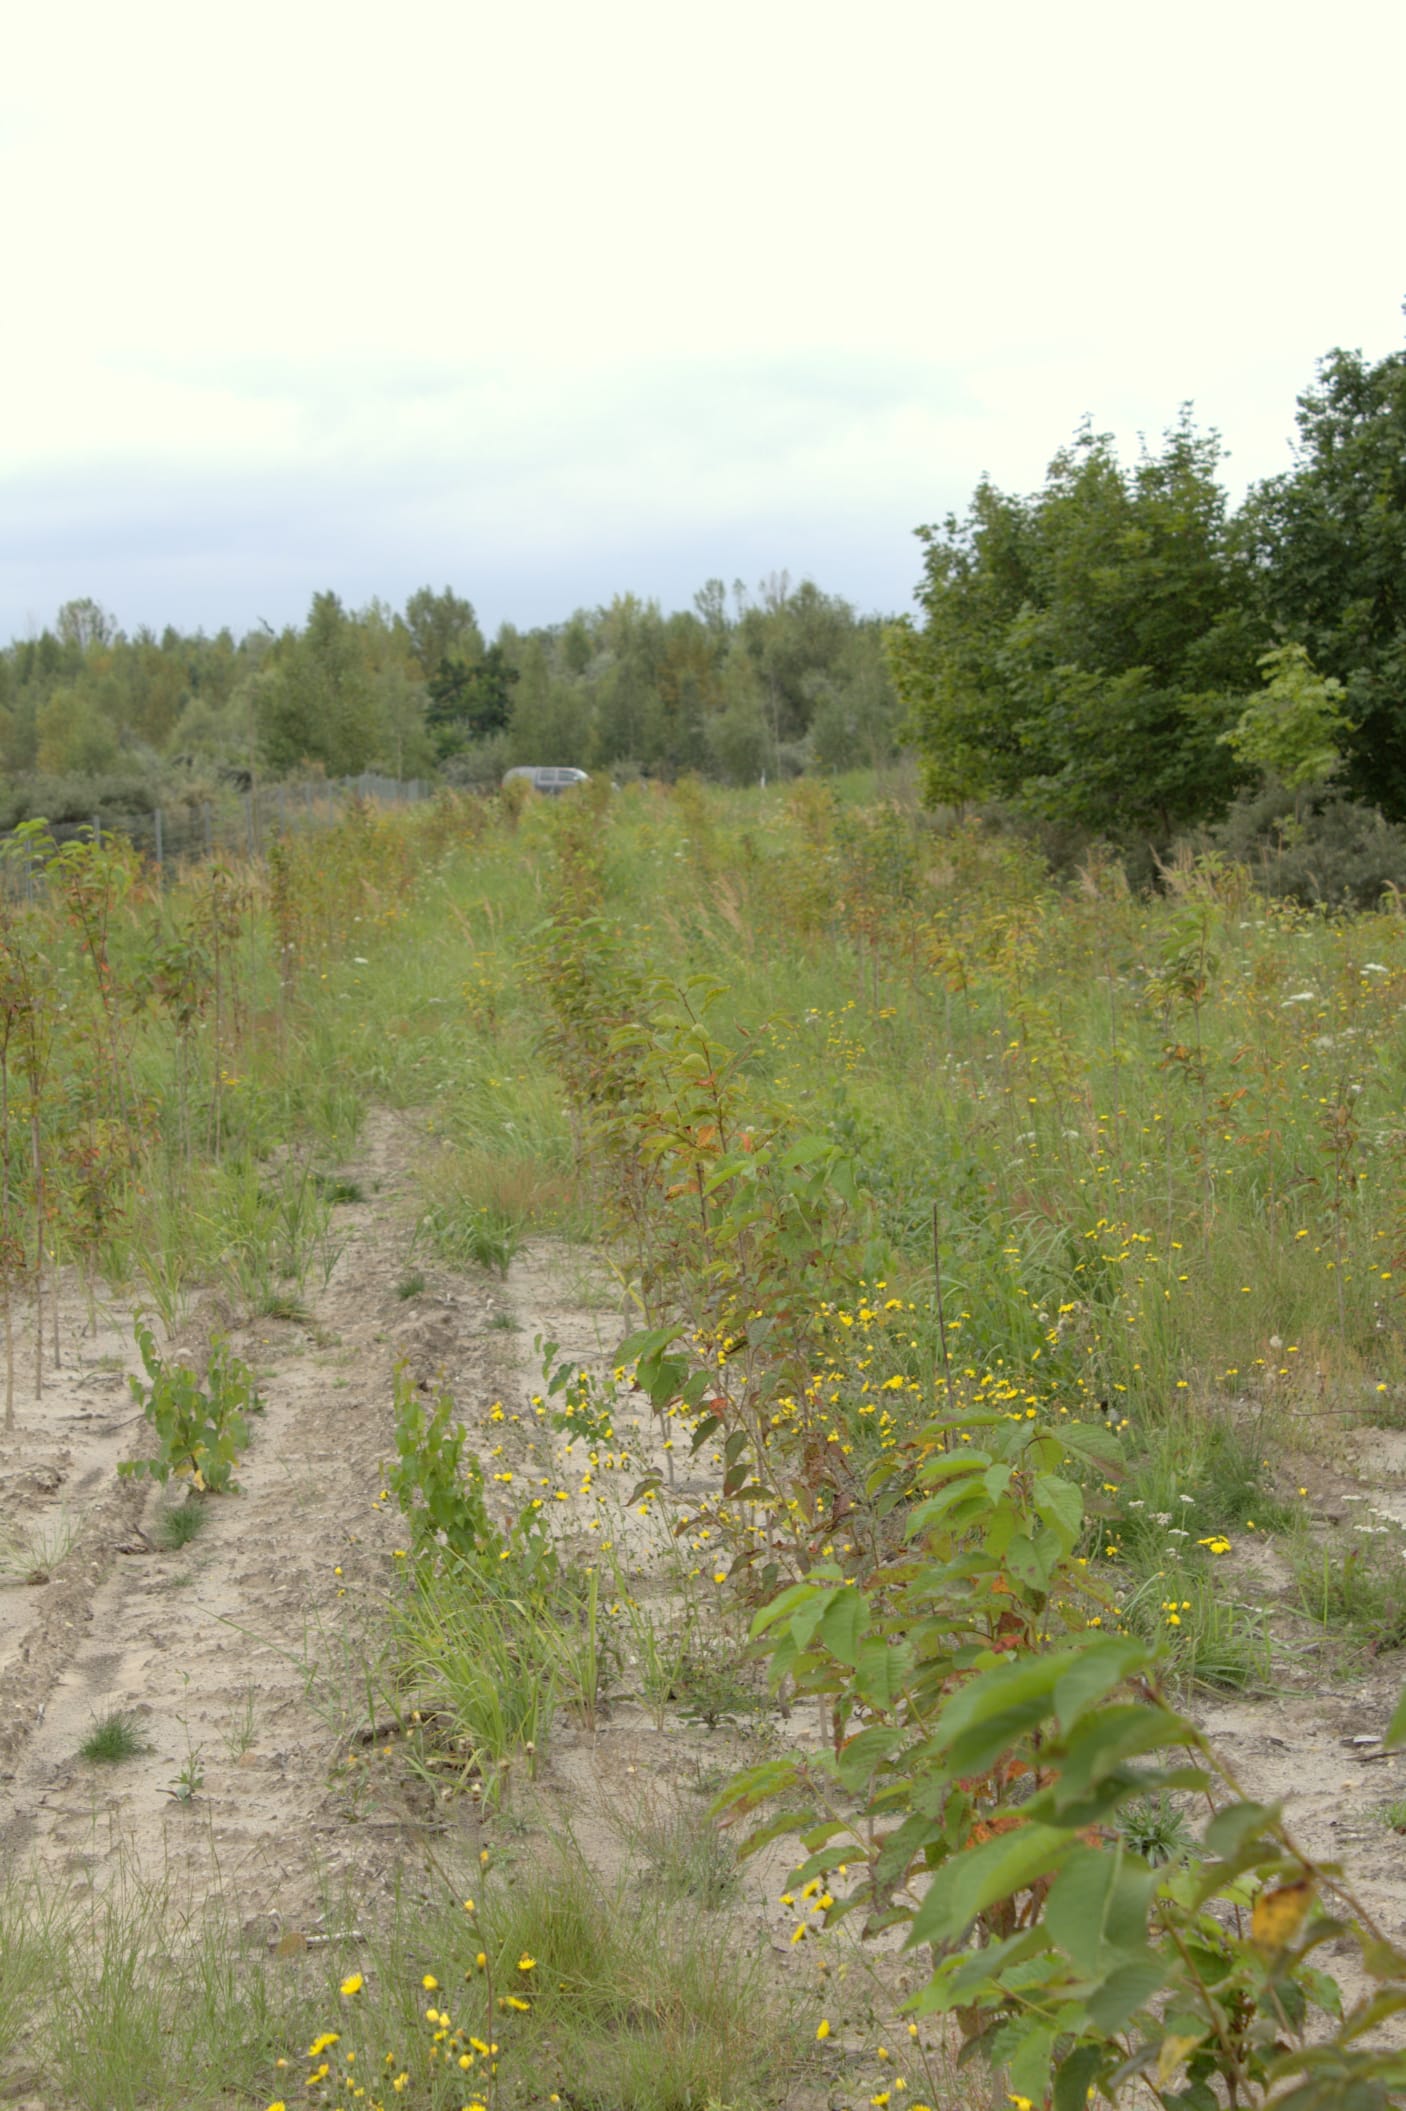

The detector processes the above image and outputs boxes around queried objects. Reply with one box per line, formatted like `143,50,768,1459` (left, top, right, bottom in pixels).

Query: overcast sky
3,0,1403,643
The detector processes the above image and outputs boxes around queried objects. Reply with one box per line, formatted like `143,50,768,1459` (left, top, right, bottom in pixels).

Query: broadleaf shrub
120,1320,259,1492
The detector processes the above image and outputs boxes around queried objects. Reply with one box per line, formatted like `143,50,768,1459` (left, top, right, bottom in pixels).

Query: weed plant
0,1510,78,1580
618,1794,741,1908
154,1497,207,1551
1292,1518,1406,1650
120,1320,260,1492
265,1851,798,2111
79,1710,149,1764
0,1873,328,2109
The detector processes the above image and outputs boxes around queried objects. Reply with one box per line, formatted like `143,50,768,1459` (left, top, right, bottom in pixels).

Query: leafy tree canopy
893,412,1263,839
1244,327,1406,817
427,642,519,754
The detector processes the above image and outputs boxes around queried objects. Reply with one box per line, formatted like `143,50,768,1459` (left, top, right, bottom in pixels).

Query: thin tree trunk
1,1049,11,1428
31,1104,43,1398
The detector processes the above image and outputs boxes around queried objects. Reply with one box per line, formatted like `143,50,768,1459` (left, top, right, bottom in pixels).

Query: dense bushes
1197,786,1406,908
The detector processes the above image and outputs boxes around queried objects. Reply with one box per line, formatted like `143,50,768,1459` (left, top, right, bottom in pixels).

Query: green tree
426,642,519,755
895,413,1261,836
887,476,1035,806
809,623,904,772
593,595,668,768
706,644,770,782
1221,642,1353,810
254,592,382,777
121,629,188,749
503,637,591,765
34,686,120,774
402,586,483,682
737,574,859,752
56,597,119,652
1247,331,1406,816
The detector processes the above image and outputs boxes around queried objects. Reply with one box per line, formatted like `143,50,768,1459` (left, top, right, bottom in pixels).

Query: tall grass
6,777,1402,1439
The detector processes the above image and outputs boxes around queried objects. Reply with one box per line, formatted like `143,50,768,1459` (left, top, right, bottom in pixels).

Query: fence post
92,814,101,845
154,806,164,882
203,804,213,858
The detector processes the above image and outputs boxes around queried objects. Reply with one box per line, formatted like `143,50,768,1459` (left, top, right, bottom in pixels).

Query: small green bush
120,1321,260,1493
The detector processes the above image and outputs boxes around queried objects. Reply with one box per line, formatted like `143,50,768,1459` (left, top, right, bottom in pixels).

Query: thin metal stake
932,1201,951,1395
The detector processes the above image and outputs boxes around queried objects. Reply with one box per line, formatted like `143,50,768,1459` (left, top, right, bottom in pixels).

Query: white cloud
2,0,1403,633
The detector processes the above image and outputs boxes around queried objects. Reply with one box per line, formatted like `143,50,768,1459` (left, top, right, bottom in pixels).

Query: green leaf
1058,1421,1124,1470
1034,1471,1084,1545
836,1725,904,1790
854,1636,914,1710
616,1325,678,1364
708,1759,796,1815
1203,1799,1279,1857
750,1579,825,1640
737,1808,817,1859
1045,1845,1119,1973
1103,1854,1158,1953
916,1451,988,1486
1260,2079,1396,2111
1052,1636,1149,1732
818,1588,866,1667
779,1135,833,1168
908,1929,1048,2011
1084,1955,1166,2034
935,1649,1071,1752
945,1696,1053,1777
1006,2020,1058,2101
908,1479,993,1534
1004,1529,1056,1592
694,1153,742,1195
1053,2044,1101,2111
909,1822,1072,1947
1046,1702,1189,1810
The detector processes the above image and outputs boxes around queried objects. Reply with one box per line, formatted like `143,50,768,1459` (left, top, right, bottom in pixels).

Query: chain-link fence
0,774,430,897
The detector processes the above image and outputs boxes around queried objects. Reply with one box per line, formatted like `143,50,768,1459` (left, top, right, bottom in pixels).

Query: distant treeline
0,572,903,815
9,322,1405,880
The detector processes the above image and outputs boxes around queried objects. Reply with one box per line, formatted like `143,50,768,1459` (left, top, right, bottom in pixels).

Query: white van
502,767,590,796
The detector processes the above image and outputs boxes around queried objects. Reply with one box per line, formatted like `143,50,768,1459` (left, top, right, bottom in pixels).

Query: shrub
1195,784,1406,907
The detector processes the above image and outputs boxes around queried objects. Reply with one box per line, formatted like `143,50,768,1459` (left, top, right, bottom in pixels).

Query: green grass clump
1293,1528,1406,1650
154,1499,207,1552
416,1141,585,1276
233,1852,804,2111
623,1799,740,1908
0,1876,321,2108
317,1174,366,1205
79,1711,150,1764
1121,1568,1271,1691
